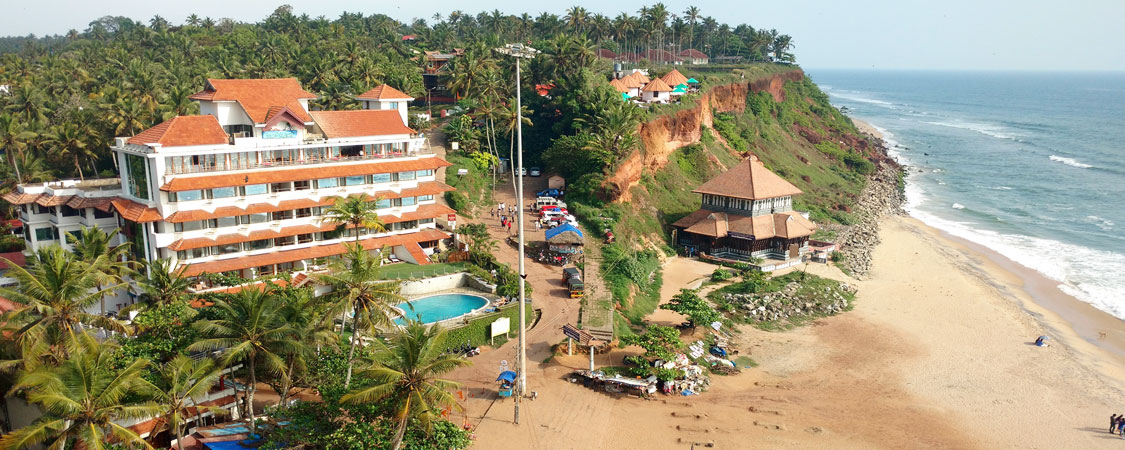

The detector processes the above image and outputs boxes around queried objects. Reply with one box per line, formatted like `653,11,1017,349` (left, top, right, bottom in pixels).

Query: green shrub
711,268,734,282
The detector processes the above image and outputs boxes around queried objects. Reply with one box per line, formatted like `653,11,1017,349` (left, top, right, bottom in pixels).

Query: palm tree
341,320,471,450
0,246,128,363
0,333,160,450
270,288,336,407
684,6,701,51
46,122,96,180
0,113,38,182
189,287,297,435
320,195,385,248
148,356,225,450
135,258,191,308
67,226,132,316
315,244,404,389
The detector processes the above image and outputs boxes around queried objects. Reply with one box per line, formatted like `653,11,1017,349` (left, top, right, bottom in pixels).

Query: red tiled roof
678,49,709,59
535,84,555,96
36,195,74,207
110,198,162,223
65,196,114,211
597,49,617,59
1,192,42,205
159,158,452,192
181,228,450,276
309,110,414,138
672,210,815,240
127,115,229,148
693,157,802,200
356,85,413,100
0,252,25,270
189,78,316,124
619,75,643,89
403,242,431,265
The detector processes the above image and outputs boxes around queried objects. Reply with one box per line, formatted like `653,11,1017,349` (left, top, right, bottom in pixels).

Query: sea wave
993,186,1013,190
1048,155,1092,169
1085,215,1115,231
951,203,965,210
922,120,1018,140
907,199,1125,320
827,91,899,109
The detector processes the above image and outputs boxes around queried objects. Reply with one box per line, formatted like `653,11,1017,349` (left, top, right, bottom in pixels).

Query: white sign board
457,168,469,176
451,142,460,150
491,317,511,338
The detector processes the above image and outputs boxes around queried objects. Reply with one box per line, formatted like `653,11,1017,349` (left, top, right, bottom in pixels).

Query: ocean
807,70,1125,320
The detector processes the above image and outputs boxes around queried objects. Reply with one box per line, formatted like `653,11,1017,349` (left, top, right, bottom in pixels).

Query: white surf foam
993,186,1013,190
922,120,1018,140
828,91,899,109
1049,155,1092,169
951,203,965,210
1085,215,1115,231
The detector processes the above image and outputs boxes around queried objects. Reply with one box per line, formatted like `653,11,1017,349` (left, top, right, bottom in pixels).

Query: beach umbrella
673,86,688,93
687,77,699,83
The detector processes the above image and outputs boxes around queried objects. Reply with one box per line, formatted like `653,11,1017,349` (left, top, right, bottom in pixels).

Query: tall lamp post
495,42,539,425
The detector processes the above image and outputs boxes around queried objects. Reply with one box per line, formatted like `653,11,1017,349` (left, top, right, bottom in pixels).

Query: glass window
418,195,434,202
295,208,312,218
343,176,365,186
271,182,292,192
175,220,207,232
212,243,241,255
93,208,114,219
243,184,268,196
34,227,56,241
215,216,238,228
375,199,392,209
294,180,311,191
275,236,296,246
34,204,50,215
248,239,272,251
172,190,204,202
297,233,314,244
341,145,363,157
317,178,338,189
419,217,435,224
401,196,416,207
125,153,150,200
371,173,391,183
272,210,294,221
389,102,399,109
211,187,237,199
244,213,269,224
60,206,81,217
416,169,434,177
396,171,416,181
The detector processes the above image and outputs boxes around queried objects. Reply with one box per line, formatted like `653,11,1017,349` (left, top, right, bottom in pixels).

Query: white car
517,167,528,176
529,167,542,177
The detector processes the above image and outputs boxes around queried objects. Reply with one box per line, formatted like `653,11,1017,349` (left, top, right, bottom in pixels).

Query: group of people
1110,414,1125,437
491,202,546,234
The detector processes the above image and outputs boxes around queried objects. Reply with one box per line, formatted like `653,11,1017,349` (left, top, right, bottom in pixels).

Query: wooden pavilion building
672,156,817,270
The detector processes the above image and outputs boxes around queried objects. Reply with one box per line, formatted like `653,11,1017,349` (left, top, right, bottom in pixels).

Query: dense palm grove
0,4,798,449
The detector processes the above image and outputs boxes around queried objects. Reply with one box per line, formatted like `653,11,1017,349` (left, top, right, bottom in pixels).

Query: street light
494,42,539,425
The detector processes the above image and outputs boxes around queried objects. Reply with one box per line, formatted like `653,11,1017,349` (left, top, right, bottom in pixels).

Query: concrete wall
399,272,496,296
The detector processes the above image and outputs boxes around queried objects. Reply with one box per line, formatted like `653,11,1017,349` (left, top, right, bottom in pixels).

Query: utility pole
495,42,539,426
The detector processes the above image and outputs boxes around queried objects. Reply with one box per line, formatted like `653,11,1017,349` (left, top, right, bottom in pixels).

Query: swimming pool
394,293,488,325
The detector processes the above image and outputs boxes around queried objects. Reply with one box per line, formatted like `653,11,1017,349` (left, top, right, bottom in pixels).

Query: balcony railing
165,147,434,175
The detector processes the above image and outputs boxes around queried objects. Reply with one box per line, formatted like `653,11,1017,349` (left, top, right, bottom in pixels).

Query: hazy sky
4,0,1123,71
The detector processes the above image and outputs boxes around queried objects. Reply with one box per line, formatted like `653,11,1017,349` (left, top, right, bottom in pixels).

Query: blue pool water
394,294,488,325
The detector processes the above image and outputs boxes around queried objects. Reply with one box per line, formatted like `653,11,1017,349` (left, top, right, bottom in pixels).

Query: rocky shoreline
833,141,906,277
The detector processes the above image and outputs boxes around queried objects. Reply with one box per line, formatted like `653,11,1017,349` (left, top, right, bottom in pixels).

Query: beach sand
453,212,1125,449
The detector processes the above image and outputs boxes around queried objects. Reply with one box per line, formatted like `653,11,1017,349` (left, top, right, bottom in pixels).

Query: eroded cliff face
603,69,805,202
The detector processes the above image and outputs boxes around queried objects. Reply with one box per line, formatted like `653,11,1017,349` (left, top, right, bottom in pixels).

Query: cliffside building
672,156,816,271
5,78,454,311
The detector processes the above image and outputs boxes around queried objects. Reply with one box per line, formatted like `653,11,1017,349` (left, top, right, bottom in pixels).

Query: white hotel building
4,79,455,309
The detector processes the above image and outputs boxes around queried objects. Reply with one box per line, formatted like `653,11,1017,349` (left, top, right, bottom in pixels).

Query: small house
545,223,584,254
641,78,673,103
678,49,710,65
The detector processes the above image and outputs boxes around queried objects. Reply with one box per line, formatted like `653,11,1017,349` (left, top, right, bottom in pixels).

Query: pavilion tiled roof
128,115,229,148
627,71,650,84
672,210,815,240
2,192,42,205
189,78,316,124
163,182,454,222
309,110,414,138
641,78,673,93
659,69,690,87
110,198,162,223
692,157,802,200
159,157,452,192
356,84,414,100
180,228,450,276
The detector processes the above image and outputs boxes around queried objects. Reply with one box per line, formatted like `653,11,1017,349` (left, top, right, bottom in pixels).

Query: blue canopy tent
497,370,517,397
545,224,585,254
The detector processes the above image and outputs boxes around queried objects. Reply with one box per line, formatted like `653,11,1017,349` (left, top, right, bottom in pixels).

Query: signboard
728,231,756,241
456,169,469,176
490,317,510,338
447,214,457,222
562,323,593,345
262,130,299,139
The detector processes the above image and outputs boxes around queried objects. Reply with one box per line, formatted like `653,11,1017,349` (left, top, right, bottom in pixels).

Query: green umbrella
687,77,699,83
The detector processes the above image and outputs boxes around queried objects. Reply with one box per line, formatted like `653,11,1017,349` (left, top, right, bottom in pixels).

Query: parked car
533,196,567,212
536,188,564,198
529,167,542,177
517,167,527,176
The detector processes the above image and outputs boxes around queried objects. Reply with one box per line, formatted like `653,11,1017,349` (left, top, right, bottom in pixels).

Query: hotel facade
4,78,455,311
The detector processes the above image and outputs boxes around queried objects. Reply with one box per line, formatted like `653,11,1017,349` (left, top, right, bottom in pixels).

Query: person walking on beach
507,220,513,235
1111,414,1119,433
